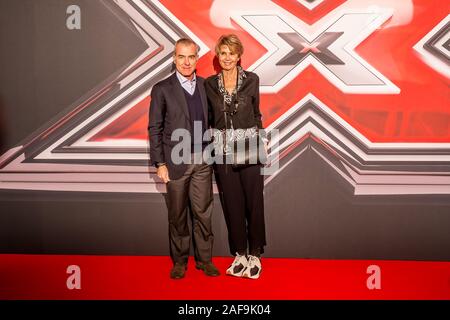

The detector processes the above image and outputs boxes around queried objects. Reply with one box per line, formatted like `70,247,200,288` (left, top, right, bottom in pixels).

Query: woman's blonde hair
215,34,244,57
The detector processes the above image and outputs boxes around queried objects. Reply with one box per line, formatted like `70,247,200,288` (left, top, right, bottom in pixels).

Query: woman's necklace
222,69,237,95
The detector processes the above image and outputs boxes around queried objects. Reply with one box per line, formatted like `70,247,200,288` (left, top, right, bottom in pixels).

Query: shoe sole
226,270,245,277
170,273,185,280
242,270,261,279
196,265,220,276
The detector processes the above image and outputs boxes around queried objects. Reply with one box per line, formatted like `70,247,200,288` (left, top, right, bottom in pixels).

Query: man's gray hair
174,38,200,55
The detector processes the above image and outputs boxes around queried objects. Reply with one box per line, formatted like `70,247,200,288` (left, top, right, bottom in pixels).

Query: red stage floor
0,254,449,300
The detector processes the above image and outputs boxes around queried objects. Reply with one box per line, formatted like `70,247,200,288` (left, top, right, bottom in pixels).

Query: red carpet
0,254,449,300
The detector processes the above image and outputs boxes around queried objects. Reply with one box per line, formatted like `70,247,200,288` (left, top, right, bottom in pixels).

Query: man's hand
156,165,171,183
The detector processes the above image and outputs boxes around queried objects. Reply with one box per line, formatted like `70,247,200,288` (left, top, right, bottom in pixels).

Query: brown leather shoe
170,263,186,279
196,262,220,277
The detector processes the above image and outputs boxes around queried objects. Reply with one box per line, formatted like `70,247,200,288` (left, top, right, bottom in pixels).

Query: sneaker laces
232,253,247,266
246,255,261,269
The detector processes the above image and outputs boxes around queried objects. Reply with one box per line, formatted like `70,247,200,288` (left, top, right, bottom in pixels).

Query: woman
205,34,266,279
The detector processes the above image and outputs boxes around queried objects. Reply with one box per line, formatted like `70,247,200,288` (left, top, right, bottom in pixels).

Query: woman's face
218,45,240,71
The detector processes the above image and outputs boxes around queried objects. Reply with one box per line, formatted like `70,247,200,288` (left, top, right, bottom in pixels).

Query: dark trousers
215,164,266,256
166,162,214,265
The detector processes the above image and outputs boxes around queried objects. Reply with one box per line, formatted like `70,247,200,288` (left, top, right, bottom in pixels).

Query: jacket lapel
197,77,209,127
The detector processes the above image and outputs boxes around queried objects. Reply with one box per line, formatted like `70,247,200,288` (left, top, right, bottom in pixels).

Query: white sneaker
242,255,262,279
226,253,248,277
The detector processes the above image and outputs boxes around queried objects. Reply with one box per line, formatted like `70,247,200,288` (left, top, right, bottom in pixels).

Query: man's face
173,43,198,80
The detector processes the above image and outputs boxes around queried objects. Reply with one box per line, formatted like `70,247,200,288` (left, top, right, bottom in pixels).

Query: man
148,38,219,279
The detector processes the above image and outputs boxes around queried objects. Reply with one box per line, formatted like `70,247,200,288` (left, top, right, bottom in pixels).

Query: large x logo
233,9,400,94
277,32,344,65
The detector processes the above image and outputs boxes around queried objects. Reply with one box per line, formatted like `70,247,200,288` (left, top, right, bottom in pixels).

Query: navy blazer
148,72,209,180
